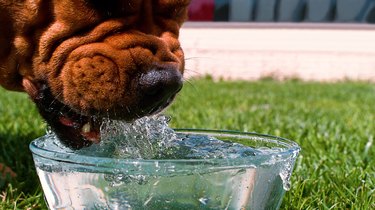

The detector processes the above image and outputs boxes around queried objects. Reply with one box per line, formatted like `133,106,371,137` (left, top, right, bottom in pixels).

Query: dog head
0,0,190,148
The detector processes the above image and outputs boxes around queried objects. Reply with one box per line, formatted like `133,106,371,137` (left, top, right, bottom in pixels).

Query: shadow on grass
0,129,47,209
0,131,42,191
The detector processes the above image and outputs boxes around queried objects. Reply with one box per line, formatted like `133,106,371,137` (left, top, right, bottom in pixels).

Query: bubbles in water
75,115,177,159
279,150,299,191
279,170,291,191
73,115,259,160
36,127,74,154
105,173,149,187
175,134,257,159
40,115,298,181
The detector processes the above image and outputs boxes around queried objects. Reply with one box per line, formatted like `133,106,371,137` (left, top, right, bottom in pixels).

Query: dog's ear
158,0,191,23
0,1,50,92
0,5,21,91
155,0,191,32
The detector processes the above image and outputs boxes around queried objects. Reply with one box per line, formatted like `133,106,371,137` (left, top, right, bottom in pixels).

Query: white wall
180,22,375,81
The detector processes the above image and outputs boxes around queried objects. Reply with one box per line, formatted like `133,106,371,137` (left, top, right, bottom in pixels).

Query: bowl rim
29,129,301,171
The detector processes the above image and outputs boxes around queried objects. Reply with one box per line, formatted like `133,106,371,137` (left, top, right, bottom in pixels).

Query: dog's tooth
82,123,91,133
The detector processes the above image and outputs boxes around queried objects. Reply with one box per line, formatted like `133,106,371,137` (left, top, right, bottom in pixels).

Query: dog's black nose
138,67,183,112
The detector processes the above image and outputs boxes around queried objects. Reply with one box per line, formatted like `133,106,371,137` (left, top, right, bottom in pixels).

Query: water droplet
279,156,298,191
199,197,209,205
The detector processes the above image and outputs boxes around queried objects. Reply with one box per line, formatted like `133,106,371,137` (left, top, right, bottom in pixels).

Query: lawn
0,78,374,209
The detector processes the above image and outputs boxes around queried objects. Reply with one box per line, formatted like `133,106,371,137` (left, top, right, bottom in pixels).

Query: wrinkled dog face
1,0,190,148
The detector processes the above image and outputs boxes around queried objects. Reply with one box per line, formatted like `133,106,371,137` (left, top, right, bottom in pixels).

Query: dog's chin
27,81,171,150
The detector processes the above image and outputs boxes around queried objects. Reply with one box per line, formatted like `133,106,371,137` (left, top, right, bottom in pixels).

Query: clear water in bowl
30,116,300,210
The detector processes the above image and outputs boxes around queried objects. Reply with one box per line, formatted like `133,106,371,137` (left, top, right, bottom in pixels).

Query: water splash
76,115,258,160
77,115,178,159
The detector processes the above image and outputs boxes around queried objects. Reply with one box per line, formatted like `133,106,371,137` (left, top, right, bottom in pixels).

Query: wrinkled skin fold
0,0,190,149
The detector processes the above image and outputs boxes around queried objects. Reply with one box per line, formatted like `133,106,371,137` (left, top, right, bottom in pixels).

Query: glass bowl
30,129,300,210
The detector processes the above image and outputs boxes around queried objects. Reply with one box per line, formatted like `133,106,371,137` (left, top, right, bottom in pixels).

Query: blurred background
181,0,375,81
188,0,375,22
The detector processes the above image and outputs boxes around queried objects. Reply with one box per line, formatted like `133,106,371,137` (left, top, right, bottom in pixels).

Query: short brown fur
0,0,190,149
0,0,190,115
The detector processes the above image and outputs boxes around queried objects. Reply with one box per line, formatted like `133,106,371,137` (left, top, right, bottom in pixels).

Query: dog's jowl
0,0,191,148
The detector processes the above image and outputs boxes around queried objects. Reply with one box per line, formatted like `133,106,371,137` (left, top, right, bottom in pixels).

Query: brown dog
0,0,190,149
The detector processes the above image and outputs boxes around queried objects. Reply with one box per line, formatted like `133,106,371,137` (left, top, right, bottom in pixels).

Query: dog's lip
58,114,102,144
145,95,175,116
24,79,103,147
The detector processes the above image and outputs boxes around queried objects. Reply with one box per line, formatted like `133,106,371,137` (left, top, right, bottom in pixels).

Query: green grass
1,78,374,209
